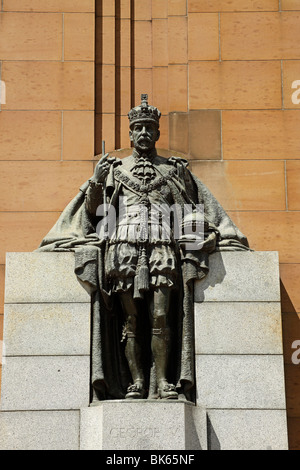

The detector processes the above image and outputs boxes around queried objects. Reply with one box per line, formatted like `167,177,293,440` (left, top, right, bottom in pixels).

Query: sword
102,140,108,239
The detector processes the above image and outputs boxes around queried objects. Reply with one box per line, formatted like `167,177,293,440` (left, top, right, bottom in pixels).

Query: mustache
137,136,152,143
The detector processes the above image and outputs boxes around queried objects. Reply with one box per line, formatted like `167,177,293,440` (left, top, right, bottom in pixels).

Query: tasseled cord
134,245,149,299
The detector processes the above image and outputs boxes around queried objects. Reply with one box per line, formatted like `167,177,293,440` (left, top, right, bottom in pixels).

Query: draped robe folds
37,154,250,402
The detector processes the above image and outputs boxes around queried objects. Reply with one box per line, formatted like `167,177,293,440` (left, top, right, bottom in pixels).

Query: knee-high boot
125,333,145,399
151,327,178,399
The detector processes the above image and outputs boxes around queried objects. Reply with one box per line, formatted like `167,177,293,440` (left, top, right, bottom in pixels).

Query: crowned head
128,94,161,129
128,95,161,153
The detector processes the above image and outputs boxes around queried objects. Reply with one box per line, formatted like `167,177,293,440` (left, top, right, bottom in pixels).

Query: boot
125,335,146,399
151,327,178,400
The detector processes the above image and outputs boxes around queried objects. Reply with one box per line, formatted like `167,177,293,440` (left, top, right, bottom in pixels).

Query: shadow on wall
207,416,221,451
280,281,297,315
280,279,300,451
193,251,227,303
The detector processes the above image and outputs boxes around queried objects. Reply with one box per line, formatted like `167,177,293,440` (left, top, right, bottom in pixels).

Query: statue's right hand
92,153,110,183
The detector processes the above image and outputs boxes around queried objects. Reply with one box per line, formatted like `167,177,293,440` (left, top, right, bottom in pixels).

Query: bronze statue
38,95,250,403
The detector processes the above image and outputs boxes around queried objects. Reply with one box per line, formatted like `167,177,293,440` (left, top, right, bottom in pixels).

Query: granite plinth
4,252,90,303
1,356,90,411
196,355,286,409
194,250,288,450
3,303,90,356
0,411,80,450
80,401,207,451
207,410,289,450
195,302,283,355
0,250,288,450
194,251,280,302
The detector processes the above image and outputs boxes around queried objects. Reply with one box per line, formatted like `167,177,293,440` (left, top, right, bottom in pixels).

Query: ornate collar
114,165,176,195
131,148,157,183
132,148,157,163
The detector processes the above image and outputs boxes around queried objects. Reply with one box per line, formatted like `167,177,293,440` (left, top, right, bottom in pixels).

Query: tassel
133,274,143,299
137,263,149,291
137,245,149,291
133,245,149,298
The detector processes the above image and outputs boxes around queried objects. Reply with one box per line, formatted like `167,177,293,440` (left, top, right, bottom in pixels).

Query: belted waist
117,205,178,226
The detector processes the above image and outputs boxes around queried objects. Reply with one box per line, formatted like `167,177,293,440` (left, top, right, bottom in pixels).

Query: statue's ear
129,129,133,141
156,129,160,141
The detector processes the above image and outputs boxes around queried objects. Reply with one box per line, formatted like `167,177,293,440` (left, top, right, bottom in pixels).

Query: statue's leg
149,287,178,400
119,290,145,399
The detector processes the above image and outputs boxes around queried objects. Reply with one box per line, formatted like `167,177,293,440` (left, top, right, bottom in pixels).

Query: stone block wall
194,251,288,449
0,253,91,450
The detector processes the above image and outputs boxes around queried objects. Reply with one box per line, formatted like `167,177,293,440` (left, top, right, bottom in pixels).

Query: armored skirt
105,241,178,293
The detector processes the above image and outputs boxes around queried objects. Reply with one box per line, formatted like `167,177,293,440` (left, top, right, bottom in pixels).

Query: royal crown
128,94,161,127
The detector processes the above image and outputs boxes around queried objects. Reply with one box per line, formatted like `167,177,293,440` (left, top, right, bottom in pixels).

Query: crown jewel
128,94,161,127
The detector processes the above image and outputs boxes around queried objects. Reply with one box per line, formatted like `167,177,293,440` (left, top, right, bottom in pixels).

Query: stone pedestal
0,251,289,450
80,401,207,450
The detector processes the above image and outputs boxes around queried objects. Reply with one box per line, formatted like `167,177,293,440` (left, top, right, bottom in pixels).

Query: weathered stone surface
196,355,286,409
194,251,280,302
4,252,90,303
0,410,80,450
80,401,207,450
3,303,90,356
80,406,103,451
195,302,283,355
207,410,288,450
1,356,90,411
